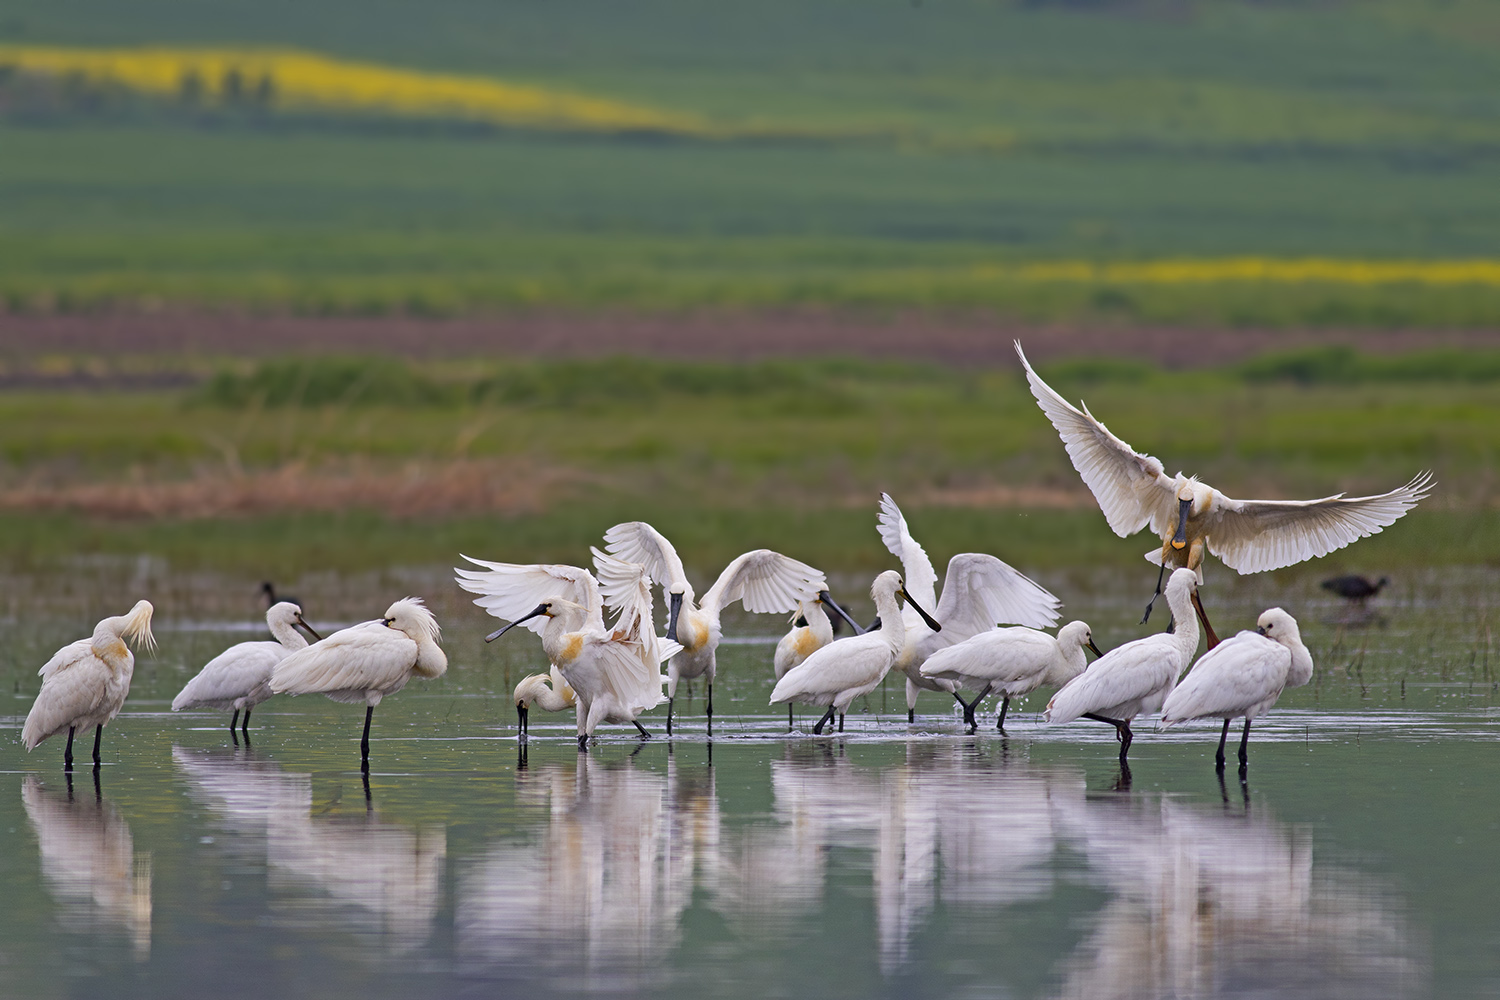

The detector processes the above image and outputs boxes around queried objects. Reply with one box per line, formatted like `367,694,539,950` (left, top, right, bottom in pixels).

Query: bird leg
577,732,589,752
92,725,103,769
1238,718,1252,770
1113,761,1133,792
230,709,240,733
1215,719,1231,771
64,726,76,772
242,707,252,734
706,683,713,733
1083,713,1132,760
1192,591,1221,650
360,705,374,773
908,708,915,723
789,704,796,731
959,684,992,734
633,720,652,740
516,742,529,771
666,697,674,736
996,696,1011,735
812,704,837,735
1140,563,1167,625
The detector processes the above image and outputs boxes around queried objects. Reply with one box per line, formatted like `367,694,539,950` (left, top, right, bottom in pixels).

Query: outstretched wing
591,547,683,662
1206,472,1433,574
700,549,826,619
936,554,1062,641
877,493,938,611
1015,341,1177,537
454,556,603,633
600,521,691,599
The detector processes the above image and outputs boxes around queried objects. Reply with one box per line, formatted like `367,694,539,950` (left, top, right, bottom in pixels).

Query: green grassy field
1,0,1498,322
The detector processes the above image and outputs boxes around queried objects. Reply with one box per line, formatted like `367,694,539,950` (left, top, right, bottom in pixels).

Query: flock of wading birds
17,344,1433,776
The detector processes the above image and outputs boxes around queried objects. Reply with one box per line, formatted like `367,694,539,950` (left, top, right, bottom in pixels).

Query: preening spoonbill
920,621,1101,734
878,492,1062,721
269,597,446,771
1046,568,1201,761
600,521,860,732
172,601,322,735
1321,574,1389,603
513,666,577,736
456,551,678,749
1161,607,1313,771
770,570,941,734
22,600,155,771
1014,341,1432,646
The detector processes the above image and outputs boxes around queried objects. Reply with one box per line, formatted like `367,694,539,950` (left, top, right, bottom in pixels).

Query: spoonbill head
513,666,577,736
22,600,155,771
172,601,321,736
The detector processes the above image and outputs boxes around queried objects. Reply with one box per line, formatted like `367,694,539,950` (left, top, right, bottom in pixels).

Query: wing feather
1206,472,1433,574
269,622,415,697
173,641,285,710
1162,632,1287,722
877,493,939,610
454,556,604,633
1016,342,1177,537
600,521,690,598
700,549,826,617
23,651,113,747
935,554,1062,640
577,635,666,715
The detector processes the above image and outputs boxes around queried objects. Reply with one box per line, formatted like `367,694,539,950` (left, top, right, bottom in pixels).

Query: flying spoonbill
920,621,1101,734
457,551,678,749
512,666,577,736
1045,568,1200,761
878,492,1062,721
1015,341,1432,646
269,597,446,771
1161,607,1313,771
22,600,156,771
172,601,322,735
600,521,860,732
770,570,941,734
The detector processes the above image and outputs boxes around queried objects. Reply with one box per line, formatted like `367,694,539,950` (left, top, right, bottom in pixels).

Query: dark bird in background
261,581,302,612
1321,575,1389,603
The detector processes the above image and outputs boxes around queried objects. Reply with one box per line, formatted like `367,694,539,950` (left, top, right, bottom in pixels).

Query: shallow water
2,561,1498,997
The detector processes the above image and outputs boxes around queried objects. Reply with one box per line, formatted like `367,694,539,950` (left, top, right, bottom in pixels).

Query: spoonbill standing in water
269,597,446,771
773,596,864,730
770,570,942,734
456,551,678,749
511,666,576,736
1162,607,1314,772
22,600,156,771
920,621,1101,734
172,601,322,735
877,492,1062,721
1015,341,1432,647
600,521,861,732
1045,568,1201,761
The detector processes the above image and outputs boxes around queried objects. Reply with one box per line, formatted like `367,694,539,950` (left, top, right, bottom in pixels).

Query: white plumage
269,597,446,768
772,598,839,730
878,492,1062,721
601,521,855,731
512,666,577,735
172,601,319,733
1161,607,1314,770
1046,569,1201,760
22,600,155,770
920,620,1100,733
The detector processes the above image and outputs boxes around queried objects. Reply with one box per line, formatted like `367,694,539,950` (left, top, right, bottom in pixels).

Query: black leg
1118,721,1133,761
813,704,837,735
64,726,75,772
838,712,845,733
578,732,589,752
996,696,1011,734
907,708,915,723
666,697,674,735
961,684,991,734
1113,761,1133,792
1238,718,1251,768
242,707,252,734
92,767,102,803
361,705,374,772
230,709,240,733
1141,563,1167,624
706,683,713,723
517,742,529,770
1215,719,1230,771
92,726,103,768
633,720,652,740
789,703,795,731
362,770,372,808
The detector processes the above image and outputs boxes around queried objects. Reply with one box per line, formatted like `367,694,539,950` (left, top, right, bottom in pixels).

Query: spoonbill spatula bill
1162,607,1313,772
512,666,577,736
269,597,446,771
1014,341,1432,647
172,601,322,735
22,600,156,771
878,492,1062,721
600,521,861,733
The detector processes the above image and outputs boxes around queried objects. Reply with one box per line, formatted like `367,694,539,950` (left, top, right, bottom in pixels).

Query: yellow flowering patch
970,258,1500,286
0,45,715,137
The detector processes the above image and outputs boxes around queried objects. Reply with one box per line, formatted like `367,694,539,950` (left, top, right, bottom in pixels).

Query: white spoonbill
1015,341,1432,646
600,521,861,731
512,666,577,736
1162,607,1314,771
22,600,155,771
172,601,322,735
773,596,860,730
878,492,1062,721
920,621,1101,734
456,551,678,749
770,570,942,734
268,597,446,771
1045,568,1201,761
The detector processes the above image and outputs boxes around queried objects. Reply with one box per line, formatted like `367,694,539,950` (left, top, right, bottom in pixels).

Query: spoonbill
600,521,861,732
1161,607,1313,771
1321,574,1389,603
770,570,941,734
878,492,1062,721
513,666,577,736
773,596,862,729
456,551,677,749
172,601,322,735
269,597,446,771
22,600,156,771
920,621,1101,734
1015,341,1432,647
1045,568,1201,761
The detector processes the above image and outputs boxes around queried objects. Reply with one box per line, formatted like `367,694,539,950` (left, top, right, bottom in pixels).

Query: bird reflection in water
21,774,152,960
171,746,445,955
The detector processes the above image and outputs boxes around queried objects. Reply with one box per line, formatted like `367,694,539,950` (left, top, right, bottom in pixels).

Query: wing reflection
21,775,152,960
172,746,445,954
